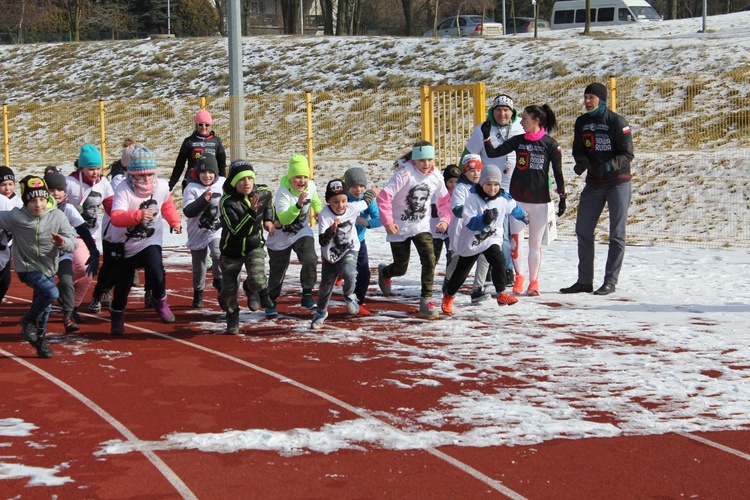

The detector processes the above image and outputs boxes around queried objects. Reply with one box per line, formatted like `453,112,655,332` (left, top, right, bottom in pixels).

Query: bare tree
87,1,138,39
58,0,91,41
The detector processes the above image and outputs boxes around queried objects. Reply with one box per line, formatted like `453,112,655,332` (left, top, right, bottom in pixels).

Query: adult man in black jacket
561,82,634,296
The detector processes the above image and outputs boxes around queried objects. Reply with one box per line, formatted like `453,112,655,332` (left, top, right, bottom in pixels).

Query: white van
551,0,662,30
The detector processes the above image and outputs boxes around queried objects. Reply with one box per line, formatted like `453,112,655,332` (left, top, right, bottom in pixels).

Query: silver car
424,15,504,38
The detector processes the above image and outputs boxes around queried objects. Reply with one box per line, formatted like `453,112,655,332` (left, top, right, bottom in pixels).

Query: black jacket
169,131,227,190
219,173,273,258
572,108,634,188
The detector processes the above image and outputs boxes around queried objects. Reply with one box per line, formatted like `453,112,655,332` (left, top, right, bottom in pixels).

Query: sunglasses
197,123,211,127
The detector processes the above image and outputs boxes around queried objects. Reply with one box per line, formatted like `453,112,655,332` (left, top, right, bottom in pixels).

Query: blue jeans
18,271,59,335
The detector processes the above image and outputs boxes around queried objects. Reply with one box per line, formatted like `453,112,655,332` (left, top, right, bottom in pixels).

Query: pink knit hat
194,109,212,125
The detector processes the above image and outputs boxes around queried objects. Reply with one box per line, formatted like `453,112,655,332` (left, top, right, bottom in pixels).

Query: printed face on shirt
290,175,309,192
584,93,600,112
492,106,513,126
199,171,216,186
413,158,434,174
0,180,15,198
235,176,254,195
80,166,101,183
328,194,348,215
482,181,501,197
26,196,46,216
348,185,365,198
465,168,481,183
49,188,66,203
405,184,430,219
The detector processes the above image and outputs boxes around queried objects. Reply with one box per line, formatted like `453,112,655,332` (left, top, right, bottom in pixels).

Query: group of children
3,99,567,352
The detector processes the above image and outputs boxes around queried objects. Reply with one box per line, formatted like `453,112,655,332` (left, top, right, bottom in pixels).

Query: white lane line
0,347,197,500
677,432,750,461
123,322,526,498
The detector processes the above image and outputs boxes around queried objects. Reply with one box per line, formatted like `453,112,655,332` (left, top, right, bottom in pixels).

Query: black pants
445,244,507,297
0,262,11,302
111,245,166,312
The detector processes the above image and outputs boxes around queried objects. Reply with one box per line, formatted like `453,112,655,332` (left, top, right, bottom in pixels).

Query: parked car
423,15,504,38
506,17,551,34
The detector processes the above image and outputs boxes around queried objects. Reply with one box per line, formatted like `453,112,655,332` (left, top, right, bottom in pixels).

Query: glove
574,162,588,176
85,251,100,277
482,208,499,225
481,121,492,141
522,215,530,225
557,197,567,217
363,189,376,205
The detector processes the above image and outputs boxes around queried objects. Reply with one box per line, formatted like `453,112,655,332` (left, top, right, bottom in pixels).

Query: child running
265,154,322,316
44,166,100,333
311,179,377,329
442,164,528,314
343,167,381,313
183,154,225,308
0,176,78,358
432,165,460,268
483,104,566,296
218,160,274,334
0,166,22,303
108,145,182,335
376,141,452,318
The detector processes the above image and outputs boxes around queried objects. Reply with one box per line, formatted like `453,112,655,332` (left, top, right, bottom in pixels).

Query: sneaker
419,297,439,319
144,289,154,308
35,336,53,359
512,274,525,295
71,307,85,324
101,290,112,307
63,314,80,334
497,292,519,306
378,264,392,296
441,295,455,314
505,268,515,287
300,293,316,310
310,310,328,329
527,280,540,297
248,292,260,312
265,304,278,318
357,305,372,316
88,295,102,314
560,282,593,294
344,295,359,315
21,315,38,347
258,289,274,309
192,290,204,308
594,283,616,295
470,288,490,304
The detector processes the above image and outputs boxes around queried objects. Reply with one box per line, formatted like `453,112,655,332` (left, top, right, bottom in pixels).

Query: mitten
481,121,492,141
85,251,100,277
363,189,376,205
482,208,499,225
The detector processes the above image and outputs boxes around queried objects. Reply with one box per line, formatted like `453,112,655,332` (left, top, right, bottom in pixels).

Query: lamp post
167,0,171,34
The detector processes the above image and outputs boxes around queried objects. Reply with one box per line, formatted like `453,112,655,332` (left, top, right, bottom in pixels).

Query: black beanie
43,166,68,192
0,166,14,183
19,175,49,205
325,178,346,202
443,165,461,183
584,82,607,102
197,155,219,175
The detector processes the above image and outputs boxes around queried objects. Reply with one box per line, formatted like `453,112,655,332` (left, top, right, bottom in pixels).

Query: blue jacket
347,192,382,242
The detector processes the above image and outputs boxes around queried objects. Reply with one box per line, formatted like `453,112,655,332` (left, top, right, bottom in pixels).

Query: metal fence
1,75,748,248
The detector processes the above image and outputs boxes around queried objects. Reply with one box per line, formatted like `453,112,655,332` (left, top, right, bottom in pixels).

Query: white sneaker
310,311,328,329
419,297,439,319
345,295,359,315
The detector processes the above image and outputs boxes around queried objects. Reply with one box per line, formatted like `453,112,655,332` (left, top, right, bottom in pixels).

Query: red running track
2,255,750,498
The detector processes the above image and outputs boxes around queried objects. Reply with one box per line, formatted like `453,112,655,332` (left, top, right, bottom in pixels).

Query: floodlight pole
228,0,246,160
701,0,707,32
167,0,171,34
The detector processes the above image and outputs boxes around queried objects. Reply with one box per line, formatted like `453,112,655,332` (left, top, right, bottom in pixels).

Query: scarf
126,174,157,197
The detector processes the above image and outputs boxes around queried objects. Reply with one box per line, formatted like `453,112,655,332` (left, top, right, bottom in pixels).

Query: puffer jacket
219,171,273,258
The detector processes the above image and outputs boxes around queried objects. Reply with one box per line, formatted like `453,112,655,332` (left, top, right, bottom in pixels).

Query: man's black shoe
559,283,593,294
594,283,616,295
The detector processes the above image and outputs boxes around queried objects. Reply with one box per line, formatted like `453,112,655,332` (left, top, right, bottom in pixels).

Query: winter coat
0,198,78,276
462,109,524,191
219,171,273,259
183,175,226,251
573,108,634,188
265,176,322,252
456,185,527,258
169,131,227,190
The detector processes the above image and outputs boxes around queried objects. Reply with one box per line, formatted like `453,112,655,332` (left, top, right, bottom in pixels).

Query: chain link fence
2,75,748,248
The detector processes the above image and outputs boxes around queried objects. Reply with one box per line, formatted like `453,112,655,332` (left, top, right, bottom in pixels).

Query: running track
2,250,750,498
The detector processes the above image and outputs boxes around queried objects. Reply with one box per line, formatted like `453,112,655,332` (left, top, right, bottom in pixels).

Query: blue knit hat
128,145,157,175
77,144,103,168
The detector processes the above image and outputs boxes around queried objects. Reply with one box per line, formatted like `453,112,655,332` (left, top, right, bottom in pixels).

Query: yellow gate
420,83,486,168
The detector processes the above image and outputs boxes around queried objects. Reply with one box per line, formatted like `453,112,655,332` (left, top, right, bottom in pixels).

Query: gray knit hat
344,167,367,190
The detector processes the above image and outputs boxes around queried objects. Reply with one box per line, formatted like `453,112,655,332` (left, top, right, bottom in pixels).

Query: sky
2,12,750,489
